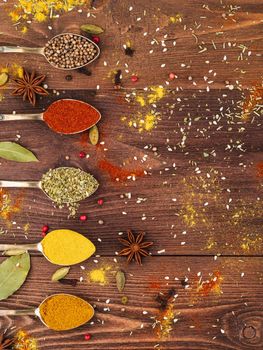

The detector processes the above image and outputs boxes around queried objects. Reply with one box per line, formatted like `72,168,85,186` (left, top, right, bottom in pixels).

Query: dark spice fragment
156,288,176,310
65,75,73,81
77,67,92,76
114,69,122,89
125,47,135,56
59,279,78,287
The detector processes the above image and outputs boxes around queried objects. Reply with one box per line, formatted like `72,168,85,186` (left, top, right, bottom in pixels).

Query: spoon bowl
0,99,101,135
0,293,94,331
0,33,100,70
0,229,96,266
0,166,99,204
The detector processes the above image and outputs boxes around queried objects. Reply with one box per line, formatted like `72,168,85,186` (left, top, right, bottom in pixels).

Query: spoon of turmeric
0,294,94,331
0,229,96,266
0,99,101,134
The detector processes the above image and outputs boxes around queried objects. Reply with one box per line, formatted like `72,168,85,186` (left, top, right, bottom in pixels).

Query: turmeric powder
39,294,94,331
41,229,96,265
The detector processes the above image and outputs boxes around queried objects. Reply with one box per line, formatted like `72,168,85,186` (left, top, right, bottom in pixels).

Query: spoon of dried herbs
0,294,94,331
0,99,101,135
0,229,96,266
0,167,99,215
0,33,100,70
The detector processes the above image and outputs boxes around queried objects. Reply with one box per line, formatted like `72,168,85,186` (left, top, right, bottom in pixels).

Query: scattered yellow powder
88,266,111,285
24,223,30,235
135,95,146,107
121,86,167,133
147,86,166,104
169,14,183,24
122,111,160,133
240,234,263,252
0,64,23,102
13,330,38,350
9,0,91,31
0,188,24,228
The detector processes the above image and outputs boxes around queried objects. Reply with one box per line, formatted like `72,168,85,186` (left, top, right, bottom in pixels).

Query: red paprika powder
43,99,101,134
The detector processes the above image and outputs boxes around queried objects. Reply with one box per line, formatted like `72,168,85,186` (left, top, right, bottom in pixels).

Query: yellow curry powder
41,229,95,265
39,294,94,331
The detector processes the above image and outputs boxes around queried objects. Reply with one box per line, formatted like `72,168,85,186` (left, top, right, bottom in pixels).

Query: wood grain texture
0,0,262,349
0,256,262,350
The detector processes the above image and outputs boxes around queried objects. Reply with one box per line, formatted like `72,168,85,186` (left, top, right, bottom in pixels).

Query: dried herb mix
44,34,98,69
41,167,99,216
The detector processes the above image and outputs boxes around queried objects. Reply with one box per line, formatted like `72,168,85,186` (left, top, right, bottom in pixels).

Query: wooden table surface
0,0,262,349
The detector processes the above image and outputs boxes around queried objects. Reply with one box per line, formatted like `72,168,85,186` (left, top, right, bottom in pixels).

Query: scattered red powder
98,159,145,181
197,271,223,296
256,162,263,177
149,281,161,290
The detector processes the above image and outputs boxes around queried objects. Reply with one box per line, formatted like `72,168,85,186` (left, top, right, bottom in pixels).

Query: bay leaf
4,249,27,256
0,142,38,162
89,125,99,145
51,267,70,282
0,252,30,300
116,270,125,292
80,24,104,34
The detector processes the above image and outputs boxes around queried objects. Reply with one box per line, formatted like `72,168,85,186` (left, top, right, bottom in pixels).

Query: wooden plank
0,90,262,256
0,256,262,349
0,0,262,90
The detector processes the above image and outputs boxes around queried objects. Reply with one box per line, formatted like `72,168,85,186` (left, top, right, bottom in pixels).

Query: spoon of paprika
0,99,101,134
0,294,94,331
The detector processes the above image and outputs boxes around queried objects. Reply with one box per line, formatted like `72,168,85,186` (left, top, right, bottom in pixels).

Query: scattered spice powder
98,159,144,181
88,266,111,285
0,64,23,101
13,330,38,350
0,188,24,227
121,86,167,133
242,84,263,121
256,162,263,177
43,99,101,134
9,0,92,32
196,271,223,296
154,289,178,339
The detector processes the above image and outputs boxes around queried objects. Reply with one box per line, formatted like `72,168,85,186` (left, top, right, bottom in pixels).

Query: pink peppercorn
131,75,138,82
97,198,104,206
84,334,91,341
80,215,87,221
41,232,46,237
169,72,175,80
92,36,100,44
79,151,86,159
42,225,49,233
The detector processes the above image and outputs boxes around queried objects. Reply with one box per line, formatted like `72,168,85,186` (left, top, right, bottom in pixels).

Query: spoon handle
0,180,40,188
0,46,44,55
0,308,36,316
0,114,43,121
0,243,39,251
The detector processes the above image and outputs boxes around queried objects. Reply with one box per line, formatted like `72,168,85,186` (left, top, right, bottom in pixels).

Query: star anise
118,229,153,265
0,332,14,350
12,69,49,106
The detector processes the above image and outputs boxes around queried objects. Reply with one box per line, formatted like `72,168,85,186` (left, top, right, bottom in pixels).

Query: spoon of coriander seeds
0,33,100,70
